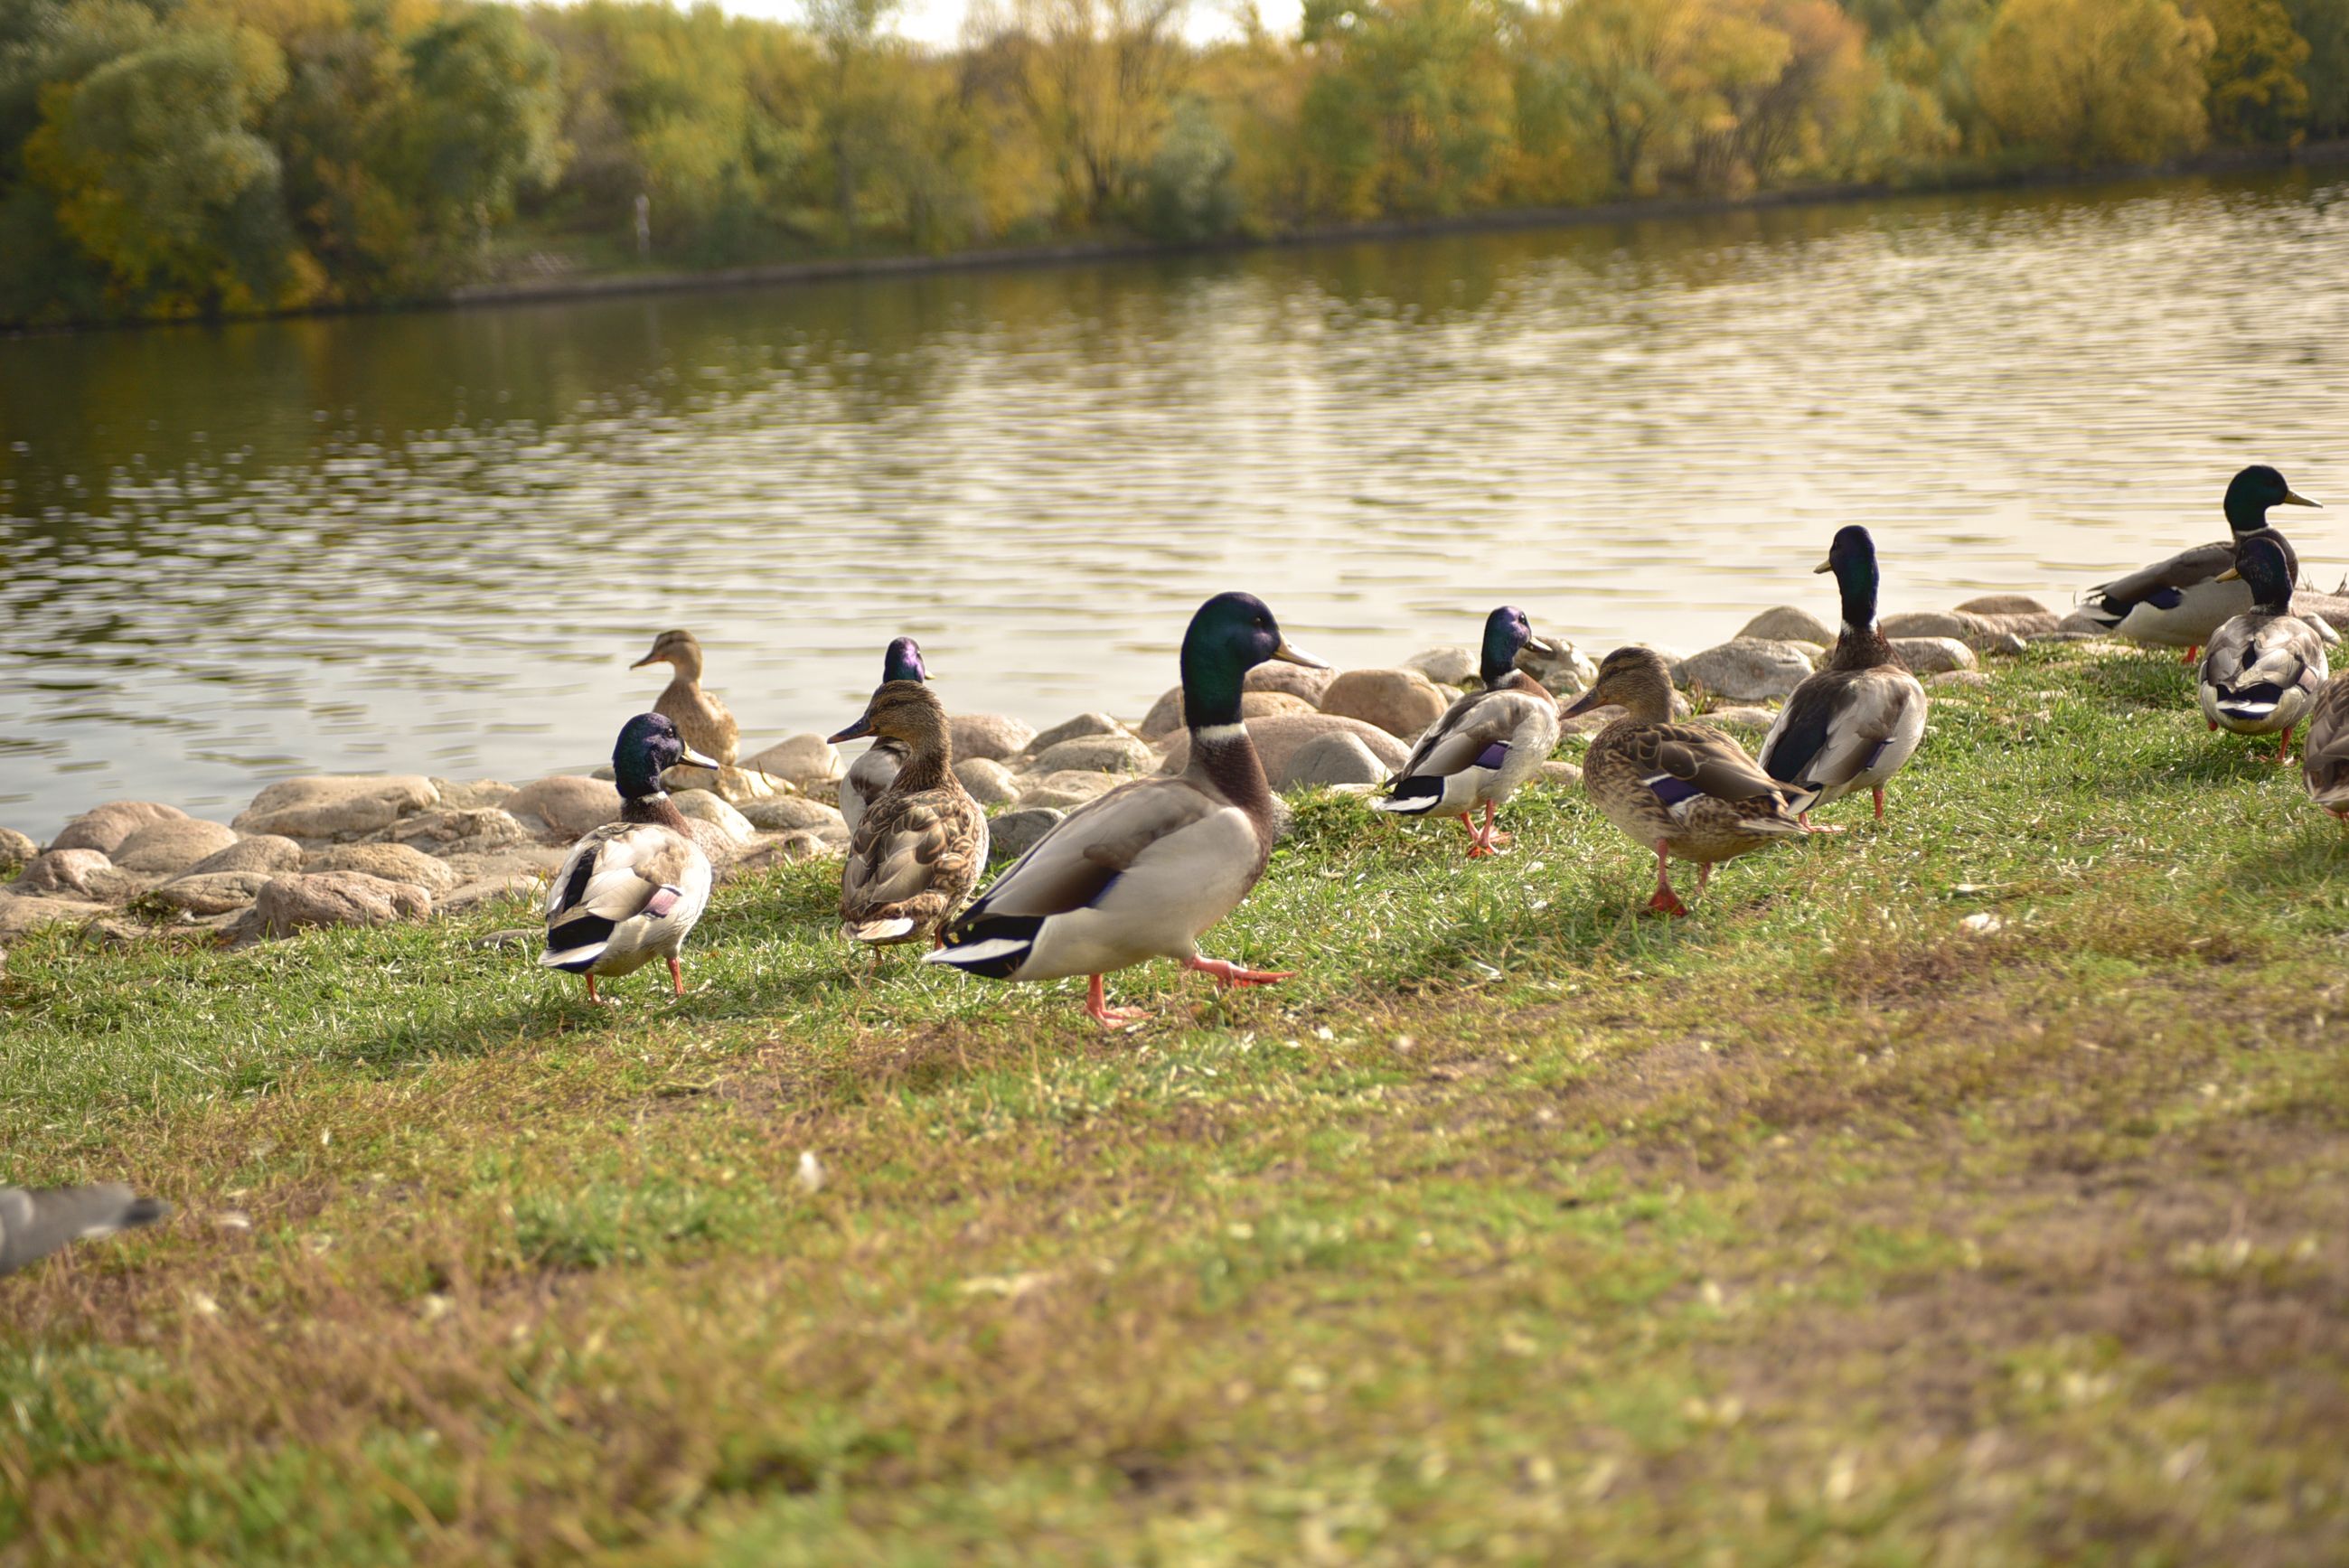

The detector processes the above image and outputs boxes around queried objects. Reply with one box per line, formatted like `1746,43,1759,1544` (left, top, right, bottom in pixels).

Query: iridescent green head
1815,525,1880,630
613,712,717,799
1179,592,1328,729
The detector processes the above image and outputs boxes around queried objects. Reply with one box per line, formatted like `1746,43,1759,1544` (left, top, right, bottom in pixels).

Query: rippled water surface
5,170,2347,833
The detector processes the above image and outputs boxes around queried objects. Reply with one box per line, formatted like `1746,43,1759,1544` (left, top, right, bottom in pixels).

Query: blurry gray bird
0,1185,171,1276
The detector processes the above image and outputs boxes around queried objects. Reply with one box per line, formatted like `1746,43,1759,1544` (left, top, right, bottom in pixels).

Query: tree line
3,0,2344,325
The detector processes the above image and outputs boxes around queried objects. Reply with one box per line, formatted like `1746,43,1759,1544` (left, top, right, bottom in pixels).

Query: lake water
5,169,2346,836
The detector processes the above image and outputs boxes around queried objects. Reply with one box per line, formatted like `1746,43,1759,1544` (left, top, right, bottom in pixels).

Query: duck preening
1,1184,169,1277
1373,606,1563,857
831,678,989,949
2078,465,2321,662
631,629,741,765
924,591,1326,1027
839,637,930,836
1759,525,1928,822
2198,534,2329,765
540,712,718,1002
1564,646,1813,916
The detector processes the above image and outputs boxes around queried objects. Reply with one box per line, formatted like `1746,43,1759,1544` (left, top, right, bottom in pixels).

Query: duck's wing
2083,541,2235,619
2205,615,2325,695
1632,722,1813,816
840,742,905,832
954,775,1223,926
1377,688,1546,804
842,789,987,925
542,823,703,964
1760,667,1921,793
2304,677,2349,807
0,1184,171,1276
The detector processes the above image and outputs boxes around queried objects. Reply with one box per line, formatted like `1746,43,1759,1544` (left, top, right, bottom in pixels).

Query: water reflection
3,168,2345,832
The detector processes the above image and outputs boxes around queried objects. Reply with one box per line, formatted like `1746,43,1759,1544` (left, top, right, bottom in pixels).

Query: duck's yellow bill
2216,566,2243,583
1273,639,1330,670
680,745,723,769
1812,559,1834,574
2286,489,2323,508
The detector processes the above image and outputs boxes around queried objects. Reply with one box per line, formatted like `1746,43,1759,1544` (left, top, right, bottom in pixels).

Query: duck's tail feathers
846,916,916,944
541,913,615,972
1371,775,1446,814
924,915,1043,978
2073,590,2127,630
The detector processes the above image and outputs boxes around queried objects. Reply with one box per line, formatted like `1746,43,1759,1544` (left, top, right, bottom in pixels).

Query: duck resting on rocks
540,713,717,1002
2198,533,2328,765
2077,465,2322,663
1564,646,1814,916
839,637,929,835
631,629,740,765
1759,525,1928,823
925,592,1325,1027
1373,606,1561,857
831,678,989,950
1,1184,170,1277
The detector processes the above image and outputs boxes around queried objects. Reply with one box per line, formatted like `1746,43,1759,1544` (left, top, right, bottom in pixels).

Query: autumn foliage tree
1974,0,2215,163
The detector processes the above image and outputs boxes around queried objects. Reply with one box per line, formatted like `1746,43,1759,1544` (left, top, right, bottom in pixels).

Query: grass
5,644,2349,1564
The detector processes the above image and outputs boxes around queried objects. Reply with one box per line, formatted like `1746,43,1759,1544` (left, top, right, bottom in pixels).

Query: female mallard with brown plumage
540,713,718,1002
830,678,989,948
925,592,1326,1026
2300,669,2349,821
2198,533,2329,765
838,636,929,836
631,628,740,765
1759,525,1927,823
1563,646,1813,916
1372,605,1562,857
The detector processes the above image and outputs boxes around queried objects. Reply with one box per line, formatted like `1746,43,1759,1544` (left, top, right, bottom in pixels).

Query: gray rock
948,713,1035,763
428,778,519,811
1403,646,1479,687
1017,771,1125,810
0,827,37,870
1160,714,1411,780
732,831,841,875
1139,687,1317,740
1245,662,1338,706
110,818,240,876
305,842,460,895
954,758,1020,806
1953,594,2053,618
183,834,305,877
2055,608,2113,636
687,820,742,871
1518,639,1600,699
739,734,841,788
438,877,543,916
146,871,273,916
18,849,144,902
0,893,114,937
671,790,755,846
232,775,437,843
1889,636,1977,675
254,871,431,935
1278,732,1388,791
386,807,530,857
1030,734,1157,775
1675,640,1818,703
1738,606,1836,645
1138,685,1188,741
440,845,567,885
49,801,187,856
662,763,782,803
1931,669,1991,690
503,775,623,840
1701,705,1778,733
1538,760,1584,787
987,807,1065,860
1318,668,1452,738
1022,712,1130,757
738,796,848,833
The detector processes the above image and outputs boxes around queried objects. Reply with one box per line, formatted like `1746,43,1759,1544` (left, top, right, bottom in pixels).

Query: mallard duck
925,592,1326,1027
1759,525,1928,822
2299,670,2349,820
1563,646,1812,916
631,629,740,765
838,637,929,836
2198,534,2329,765
1,1184,169,1276
829,678,989,947
1372,606,1561,856
540,713,718,1002
2079,465,2321,662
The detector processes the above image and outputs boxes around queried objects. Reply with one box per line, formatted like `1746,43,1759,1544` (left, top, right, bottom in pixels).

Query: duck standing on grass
1373,606,1562,857
2078,465,2322,663
1,1185,169,1277
839,637,930,835
2299,669,2349,820
2198,534,2328,765
831,680,989,950
1564,646,1813,917
1759,525,1928,823
541,713,717,1002
925,592,1326,1027
631,629,740,765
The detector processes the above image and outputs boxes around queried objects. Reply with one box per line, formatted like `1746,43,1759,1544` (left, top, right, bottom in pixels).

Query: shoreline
9,141,2347,339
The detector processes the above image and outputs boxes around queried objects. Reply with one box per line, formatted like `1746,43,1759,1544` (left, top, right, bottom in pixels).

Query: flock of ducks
9,466,2344,1279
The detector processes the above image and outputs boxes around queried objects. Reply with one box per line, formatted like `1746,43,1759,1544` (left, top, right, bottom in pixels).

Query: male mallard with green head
1759,525,1927,822
925,592,1326,1026
839,636,929,835
1373,606,1562,857
1564,646,1812,916
831,678,989,948
2079,465,2322,662
2198,533,2329,765
631,629,740,765
540,713,718,1002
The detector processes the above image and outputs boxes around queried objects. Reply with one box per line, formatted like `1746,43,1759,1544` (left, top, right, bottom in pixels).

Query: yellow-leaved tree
1975,0,2215,164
